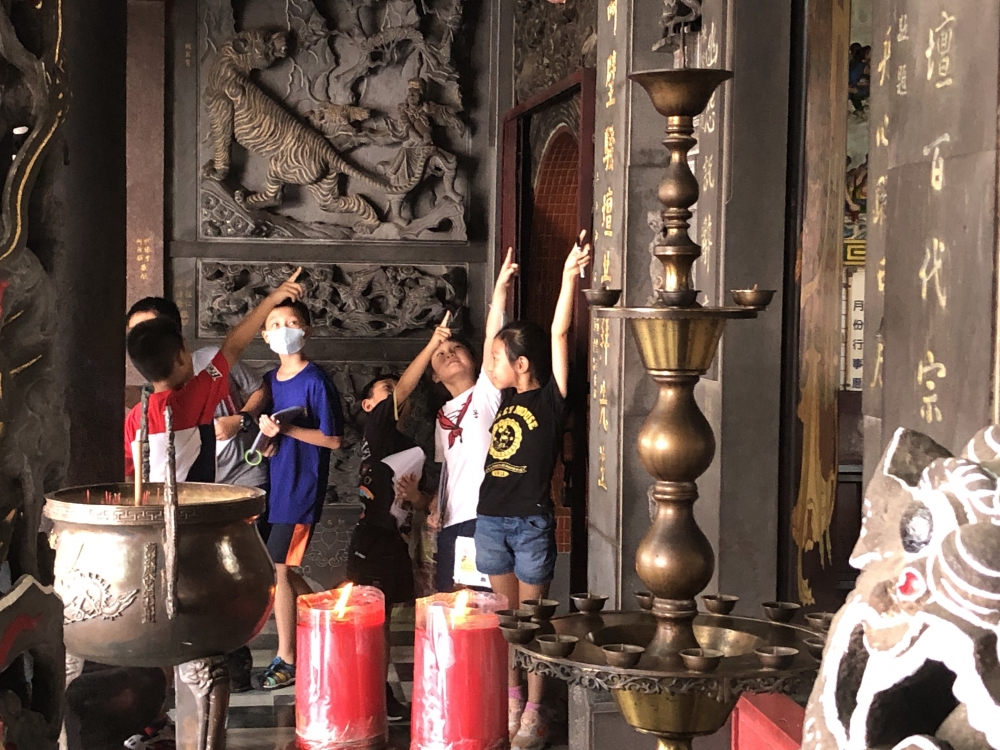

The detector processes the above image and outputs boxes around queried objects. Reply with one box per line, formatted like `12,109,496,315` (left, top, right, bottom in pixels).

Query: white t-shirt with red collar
435,367,502,529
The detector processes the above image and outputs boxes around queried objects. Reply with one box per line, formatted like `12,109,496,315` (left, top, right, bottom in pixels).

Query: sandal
257,656,295,690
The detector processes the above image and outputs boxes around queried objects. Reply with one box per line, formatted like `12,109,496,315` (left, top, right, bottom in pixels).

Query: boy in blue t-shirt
255,299,344,690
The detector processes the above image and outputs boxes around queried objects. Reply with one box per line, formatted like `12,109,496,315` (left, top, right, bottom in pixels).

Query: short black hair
272,299,312,326
127,297,182,330
127,318,185,383
360,374,398,401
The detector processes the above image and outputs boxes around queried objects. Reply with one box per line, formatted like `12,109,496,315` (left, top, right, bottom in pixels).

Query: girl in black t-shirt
474,232,590,750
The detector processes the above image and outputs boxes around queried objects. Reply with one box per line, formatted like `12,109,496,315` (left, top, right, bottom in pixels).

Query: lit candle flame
334,582,353,618
449,589,472,627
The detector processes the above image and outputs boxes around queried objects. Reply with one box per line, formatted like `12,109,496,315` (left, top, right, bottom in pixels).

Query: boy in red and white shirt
124,269,304,482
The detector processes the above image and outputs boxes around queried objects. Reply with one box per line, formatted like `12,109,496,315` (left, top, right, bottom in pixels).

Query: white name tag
453,535,490,588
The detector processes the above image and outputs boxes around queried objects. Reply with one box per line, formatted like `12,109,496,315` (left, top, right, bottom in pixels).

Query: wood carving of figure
381,77,465,223
202,29,388,230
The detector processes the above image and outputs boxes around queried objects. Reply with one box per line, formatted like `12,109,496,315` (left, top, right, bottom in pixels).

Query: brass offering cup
536,634,579,658
521,598,559,620
497,609,533,627
500,622,540,645
755,646,799,670
805,612,834,633
679,648,723,673
602,643,645,668
635,591,655,610
584,288,623,307
700,594,739,615
804,638,825,660
730,288,776,310
762,601,801,623
571,593,608,613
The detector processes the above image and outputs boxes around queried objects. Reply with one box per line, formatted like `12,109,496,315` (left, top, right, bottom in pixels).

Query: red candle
411,591,509,750
296,583,387,749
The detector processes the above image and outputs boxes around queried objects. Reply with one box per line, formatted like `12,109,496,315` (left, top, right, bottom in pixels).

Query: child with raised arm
346,312,452,722
253,299,345,690
395,251,517,593
124,268,304,483
474,233,590,750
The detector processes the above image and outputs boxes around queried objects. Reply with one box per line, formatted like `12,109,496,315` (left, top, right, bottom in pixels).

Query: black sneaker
386,683,409,723
227,646,253,694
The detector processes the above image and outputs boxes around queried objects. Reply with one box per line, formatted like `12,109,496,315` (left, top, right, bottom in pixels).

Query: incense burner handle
163,406,179,620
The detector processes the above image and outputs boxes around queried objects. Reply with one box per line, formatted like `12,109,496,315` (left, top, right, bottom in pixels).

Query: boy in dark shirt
254,300,344,690
347,316,451,721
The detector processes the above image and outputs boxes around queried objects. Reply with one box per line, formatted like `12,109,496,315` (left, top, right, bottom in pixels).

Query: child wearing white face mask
254,299,345,690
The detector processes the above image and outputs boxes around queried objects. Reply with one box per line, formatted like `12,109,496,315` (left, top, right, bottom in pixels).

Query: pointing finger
287,266,302,283
442,310,452,328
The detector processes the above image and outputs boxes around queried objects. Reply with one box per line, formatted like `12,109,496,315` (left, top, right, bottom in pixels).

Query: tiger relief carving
202,29,406,230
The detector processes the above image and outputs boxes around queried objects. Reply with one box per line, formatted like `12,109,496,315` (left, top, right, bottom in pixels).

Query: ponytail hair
496,320,551,386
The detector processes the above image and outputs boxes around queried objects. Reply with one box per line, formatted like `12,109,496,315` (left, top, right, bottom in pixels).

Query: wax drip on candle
334,582,354,618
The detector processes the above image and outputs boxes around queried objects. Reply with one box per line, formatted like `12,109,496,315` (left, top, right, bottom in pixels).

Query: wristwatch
238,412,254,433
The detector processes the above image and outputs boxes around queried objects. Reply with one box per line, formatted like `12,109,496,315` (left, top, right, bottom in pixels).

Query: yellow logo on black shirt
489,418,522,461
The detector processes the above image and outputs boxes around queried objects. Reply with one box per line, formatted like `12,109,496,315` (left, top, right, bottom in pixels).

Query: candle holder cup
804,638,825,660
634,591,655,610
680,648,723,673
700,594,739,615
584,288,623,307
537,634,579,658
500,622,540,645
762,601,801,623
571,593,608,613
521,598,559,620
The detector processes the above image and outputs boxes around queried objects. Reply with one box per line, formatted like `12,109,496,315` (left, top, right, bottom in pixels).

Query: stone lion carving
202,29,404,229
803,426,1000,749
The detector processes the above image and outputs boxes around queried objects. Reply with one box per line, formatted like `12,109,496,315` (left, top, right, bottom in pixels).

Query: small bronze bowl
570,593,608,614
656,289,699,307
583,288,622,307
602,644,644,668
680,648,723,673
731,288,776,310
804,638,825,660
701,594,739,615
755,646,798,670
499,622,540,645
497,609,533,627
635,591,655,610
762,601,801,623
805,612,834,633
521,598,559,620
536,634,579,658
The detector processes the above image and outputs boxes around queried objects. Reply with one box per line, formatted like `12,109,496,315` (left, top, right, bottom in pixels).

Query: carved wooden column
126,0,166,387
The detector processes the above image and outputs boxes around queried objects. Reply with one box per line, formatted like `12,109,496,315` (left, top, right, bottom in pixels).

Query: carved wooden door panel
500,70,596,593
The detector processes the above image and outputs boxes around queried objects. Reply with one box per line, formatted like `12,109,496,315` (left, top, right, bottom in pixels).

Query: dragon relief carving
57,571,139,625
198,261,468,339
199,0,469,242
513,0,597,103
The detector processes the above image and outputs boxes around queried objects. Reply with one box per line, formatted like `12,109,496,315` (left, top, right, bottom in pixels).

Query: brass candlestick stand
512,69,814,750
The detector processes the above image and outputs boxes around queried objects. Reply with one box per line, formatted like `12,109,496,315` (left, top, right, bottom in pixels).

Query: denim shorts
474,514,557,586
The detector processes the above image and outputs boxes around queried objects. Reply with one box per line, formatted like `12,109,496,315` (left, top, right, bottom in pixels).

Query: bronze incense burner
513,68,814,750
46,406,276,750
45,481,273,668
